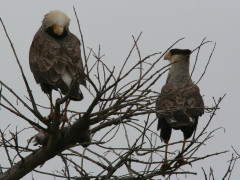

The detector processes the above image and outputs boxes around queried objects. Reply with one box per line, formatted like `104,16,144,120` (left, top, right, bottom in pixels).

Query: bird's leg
160,142,170,171
60,99,70,130
44,92,55,121
49,92,55,119
174,138,191,167
181,138,186,152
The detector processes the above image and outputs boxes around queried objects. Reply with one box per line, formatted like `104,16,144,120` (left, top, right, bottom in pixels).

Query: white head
42,10,70,36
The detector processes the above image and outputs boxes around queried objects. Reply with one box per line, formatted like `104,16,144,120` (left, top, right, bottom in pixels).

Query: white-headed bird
29,10,86,125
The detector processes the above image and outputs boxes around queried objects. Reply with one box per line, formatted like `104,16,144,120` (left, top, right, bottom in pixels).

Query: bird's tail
69,82,84,101
167,111,195,128
56,79,84,101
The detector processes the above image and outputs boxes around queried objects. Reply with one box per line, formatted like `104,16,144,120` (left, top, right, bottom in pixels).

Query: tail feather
157,116,172,143
56,78,84,101
69,82,83,101
167,110,195,128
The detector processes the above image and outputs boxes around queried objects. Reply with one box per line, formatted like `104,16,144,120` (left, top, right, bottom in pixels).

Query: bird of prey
29,10,86,125
156,49,204,170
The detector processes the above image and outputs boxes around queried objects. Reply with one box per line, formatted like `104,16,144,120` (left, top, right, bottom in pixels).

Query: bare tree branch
0,9,237,180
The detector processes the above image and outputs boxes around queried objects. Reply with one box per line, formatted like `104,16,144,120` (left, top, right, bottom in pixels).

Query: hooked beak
53,25,64,36
164,51,172,60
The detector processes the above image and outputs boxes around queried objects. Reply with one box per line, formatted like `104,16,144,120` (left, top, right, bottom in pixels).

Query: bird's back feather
156,83,204,142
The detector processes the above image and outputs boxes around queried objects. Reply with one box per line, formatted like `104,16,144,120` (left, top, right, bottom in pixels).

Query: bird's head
164,49,192,63
42,10,70,37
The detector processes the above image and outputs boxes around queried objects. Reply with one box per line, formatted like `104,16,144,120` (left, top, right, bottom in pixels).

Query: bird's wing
60,32,86,86
156,84,204,127
29,28,86,87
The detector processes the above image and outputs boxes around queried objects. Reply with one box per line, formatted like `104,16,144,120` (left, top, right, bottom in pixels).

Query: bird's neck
166,59,192,87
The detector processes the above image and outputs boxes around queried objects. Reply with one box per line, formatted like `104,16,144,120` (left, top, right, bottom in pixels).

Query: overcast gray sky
0,0,239,179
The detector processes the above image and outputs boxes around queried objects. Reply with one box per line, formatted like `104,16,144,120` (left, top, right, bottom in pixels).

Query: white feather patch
43,10,70,28
169,119,177,124
61,71,72,87
189,117,195,123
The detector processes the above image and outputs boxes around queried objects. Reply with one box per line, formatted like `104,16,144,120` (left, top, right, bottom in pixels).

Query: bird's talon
60,114,68,123
44,112,55,121
44,116,49,121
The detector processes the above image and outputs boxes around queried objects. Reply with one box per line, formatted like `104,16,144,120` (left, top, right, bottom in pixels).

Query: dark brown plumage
156,84,204,143
29,10,86,101
29,10,86,124
156,48,204,169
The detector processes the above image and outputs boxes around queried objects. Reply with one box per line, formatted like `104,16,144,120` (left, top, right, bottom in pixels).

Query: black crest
170,49,191,55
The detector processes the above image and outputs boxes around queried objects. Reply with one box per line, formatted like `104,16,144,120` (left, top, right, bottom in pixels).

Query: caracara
29,10,86,125
156,49,204,170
